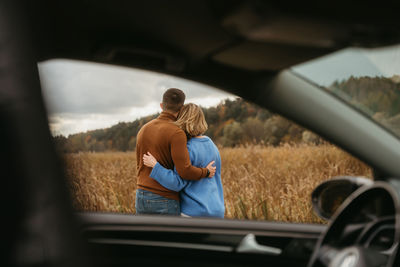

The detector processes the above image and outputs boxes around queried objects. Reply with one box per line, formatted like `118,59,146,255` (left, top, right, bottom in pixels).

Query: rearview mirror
311,176,373,220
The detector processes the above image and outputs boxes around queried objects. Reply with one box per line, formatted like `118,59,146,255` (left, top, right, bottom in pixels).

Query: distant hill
328,75,400,116
54,97,314,153
327,75,400,136
54,76,400,152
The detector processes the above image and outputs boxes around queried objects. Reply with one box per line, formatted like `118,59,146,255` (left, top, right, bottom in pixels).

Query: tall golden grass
63,144,372,223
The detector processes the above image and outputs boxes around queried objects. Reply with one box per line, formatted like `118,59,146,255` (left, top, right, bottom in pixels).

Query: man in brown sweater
135,88,216,215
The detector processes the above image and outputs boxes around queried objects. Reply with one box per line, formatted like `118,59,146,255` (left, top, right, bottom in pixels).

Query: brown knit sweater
136,111,208,200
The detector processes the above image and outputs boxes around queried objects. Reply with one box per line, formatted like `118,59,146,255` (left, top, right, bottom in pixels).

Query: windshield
291,45,400,139
39,59,372,224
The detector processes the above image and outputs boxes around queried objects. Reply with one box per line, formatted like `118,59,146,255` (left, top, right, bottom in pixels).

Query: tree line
54,76,400,153
54,97,315,153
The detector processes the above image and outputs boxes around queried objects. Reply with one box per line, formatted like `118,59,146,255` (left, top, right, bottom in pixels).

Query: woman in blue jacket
143,103,224,218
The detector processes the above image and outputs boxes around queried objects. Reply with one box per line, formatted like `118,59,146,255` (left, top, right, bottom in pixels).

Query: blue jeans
135,189,180,215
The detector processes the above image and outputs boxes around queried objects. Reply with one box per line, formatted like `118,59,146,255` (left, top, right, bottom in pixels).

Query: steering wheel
308,182,400,267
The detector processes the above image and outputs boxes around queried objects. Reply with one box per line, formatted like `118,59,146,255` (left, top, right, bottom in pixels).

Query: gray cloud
38,59,235,136
40,60,161,115
39,59,234,116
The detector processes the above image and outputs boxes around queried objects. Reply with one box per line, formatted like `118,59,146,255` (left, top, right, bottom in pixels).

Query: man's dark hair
162,88,185,112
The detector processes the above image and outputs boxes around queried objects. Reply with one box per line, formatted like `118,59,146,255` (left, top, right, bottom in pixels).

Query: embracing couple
135,88,225,218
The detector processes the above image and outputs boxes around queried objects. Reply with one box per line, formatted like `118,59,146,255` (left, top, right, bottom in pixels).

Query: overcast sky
39,60,236,136
292,44,400,86
39,45,400,136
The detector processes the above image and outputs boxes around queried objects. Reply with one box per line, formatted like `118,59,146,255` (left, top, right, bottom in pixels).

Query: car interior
3,1,400,267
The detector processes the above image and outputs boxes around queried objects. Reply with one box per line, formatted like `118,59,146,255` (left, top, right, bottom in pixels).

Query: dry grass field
63,144,372,223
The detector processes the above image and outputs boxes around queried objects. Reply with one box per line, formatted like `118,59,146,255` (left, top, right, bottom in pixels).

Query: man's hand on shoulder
206,161,216,178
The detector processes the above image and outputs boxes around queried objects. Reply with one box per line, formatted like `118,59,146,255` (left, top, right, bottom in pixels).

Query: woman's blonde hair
175,103,208,137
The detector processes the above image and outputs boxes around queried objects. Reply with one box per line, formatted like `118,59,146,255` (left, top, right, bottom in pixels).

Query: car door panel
79,213,325,267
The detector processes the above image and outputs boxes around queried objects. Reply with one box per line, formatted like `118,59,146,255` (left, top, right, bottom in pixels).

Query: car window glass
292,45,400,139
39,59,372,224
